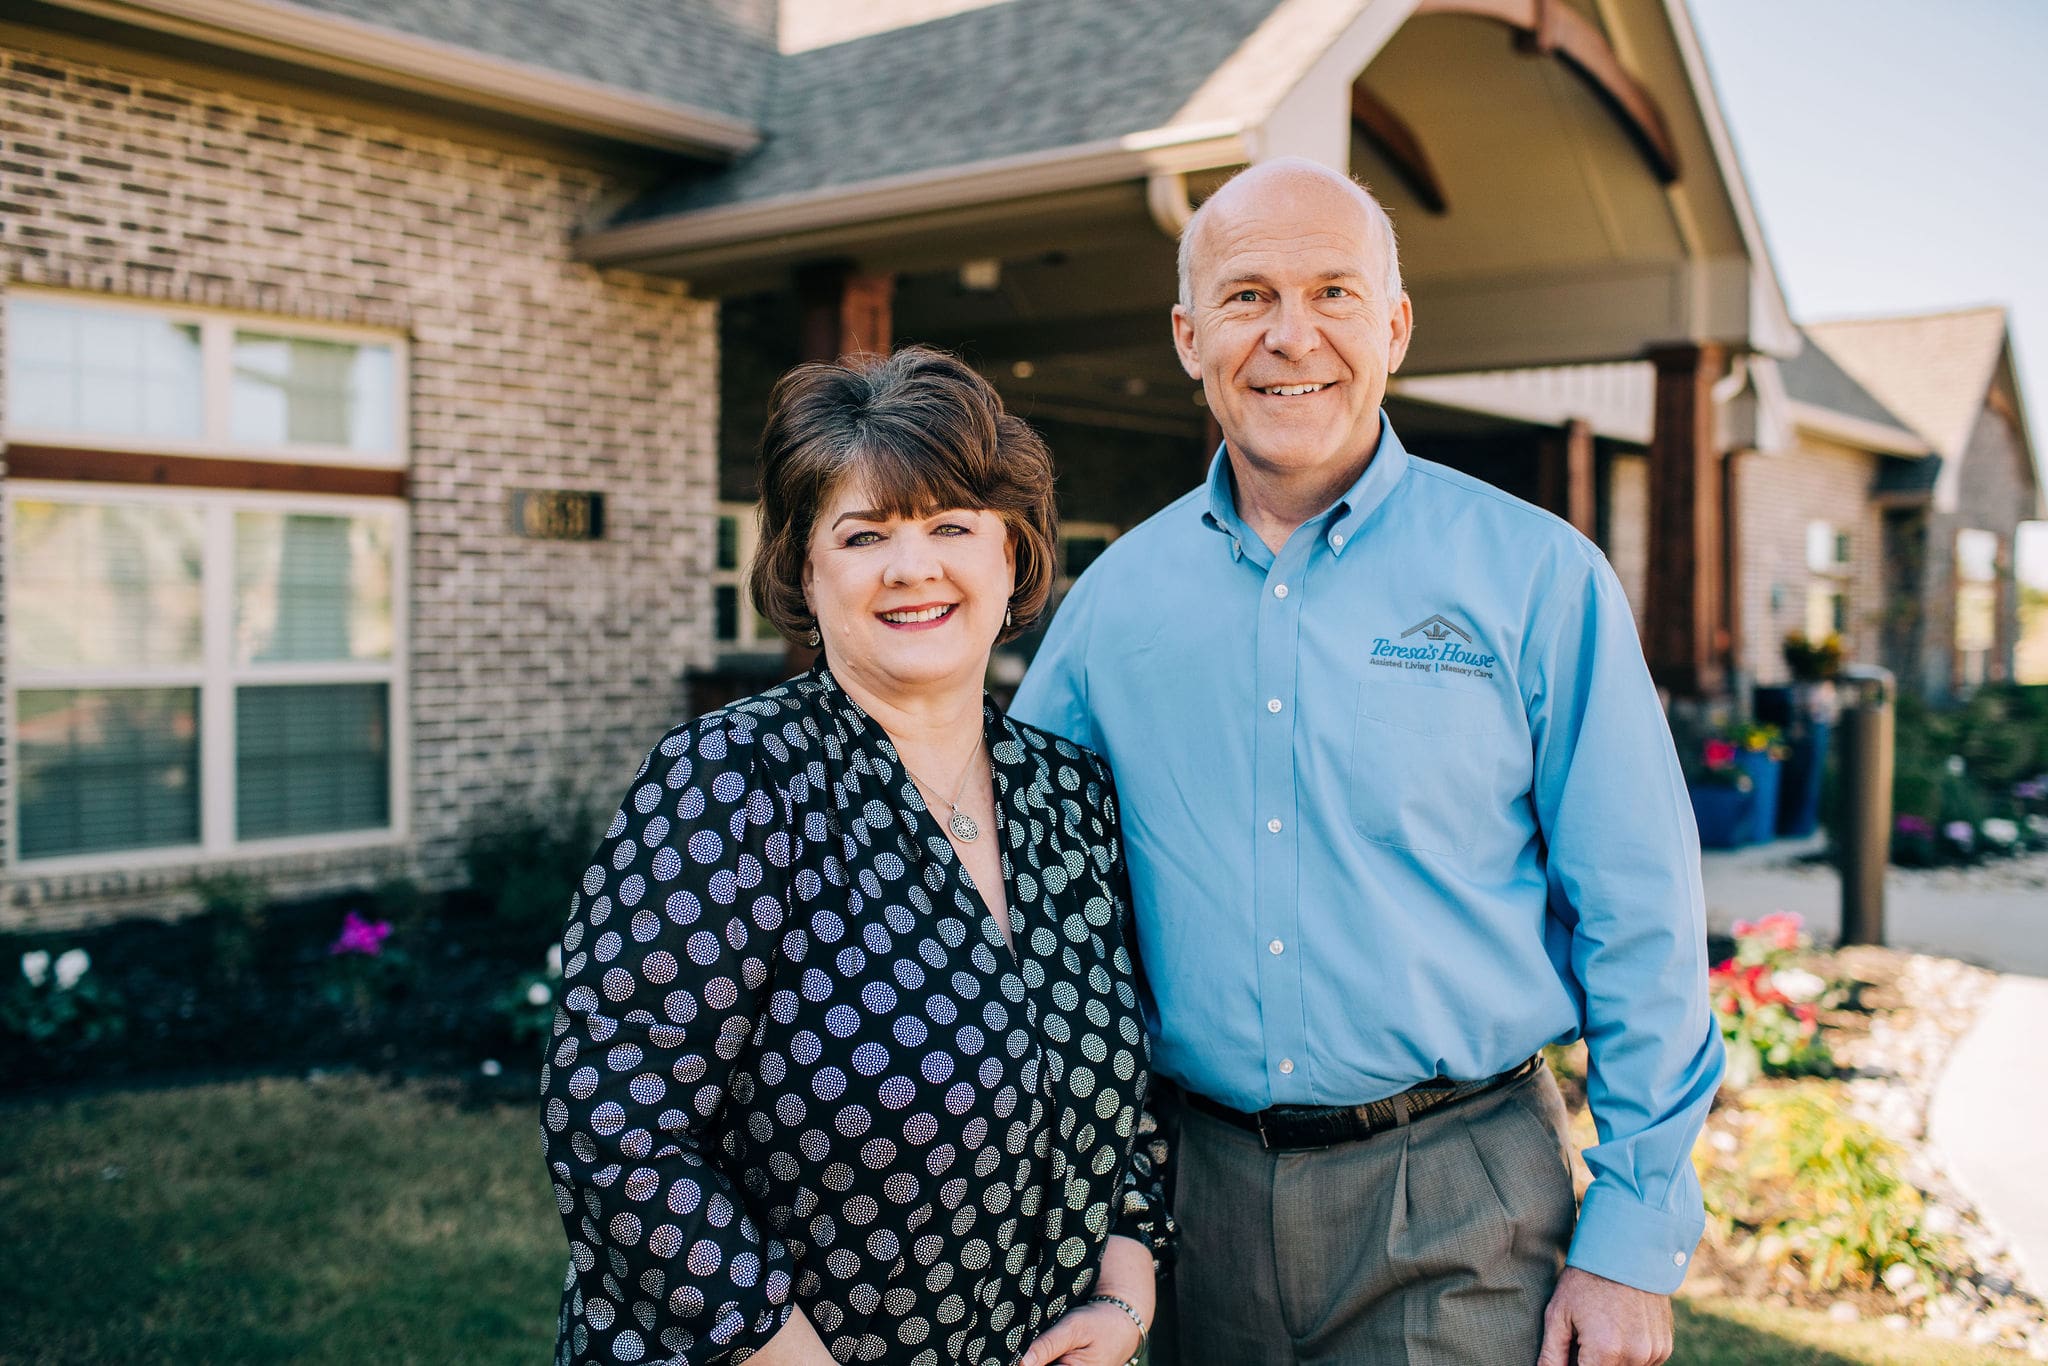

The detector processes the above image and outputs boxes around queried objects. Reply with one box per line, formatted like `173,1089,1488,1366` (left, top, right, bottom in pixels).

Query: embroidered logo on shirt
1370,614,1498,678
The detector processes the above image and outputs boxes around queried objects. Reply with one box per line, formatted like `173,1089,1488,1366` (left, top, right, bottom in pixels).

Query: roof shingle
1805,306,2009,459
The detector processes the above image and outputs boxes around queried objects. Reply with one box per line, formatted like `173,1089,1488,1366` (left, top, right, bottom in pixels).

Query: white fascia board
575,123,1249,267
1657,0,1798,357
1785,400,1934,458
44,0,760,157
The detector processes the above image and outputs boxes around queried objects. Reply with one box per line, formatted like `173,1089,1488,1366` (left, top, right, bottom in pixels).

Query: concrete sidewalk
1928,974,2048,1300
1701,838,2048,977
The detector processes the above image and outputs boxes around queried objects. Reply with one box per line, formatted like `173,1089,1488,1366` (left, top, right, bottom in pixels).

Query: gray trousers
1158,1063,1576,1366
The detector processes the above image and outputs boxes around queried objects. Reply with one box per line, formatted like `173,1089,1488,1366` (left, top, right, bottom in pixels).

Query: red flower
1705,738,1738,768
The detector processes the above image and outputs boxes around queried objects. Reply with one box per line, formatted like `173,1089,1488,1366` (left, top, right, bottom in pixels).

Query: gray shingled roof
288,0,778,121
614,0,1285,223
1779,330,1915,434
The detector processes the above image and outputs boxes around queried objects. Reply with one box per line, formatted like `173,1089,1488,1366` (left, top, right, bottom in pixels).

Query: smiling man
1011,158,1723,1366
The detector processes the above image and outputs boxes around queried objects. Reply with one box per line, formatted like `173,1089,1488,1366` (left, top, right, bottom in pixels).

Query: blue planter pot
1776,721,1830,839
1735,751,1782,845
1690,783,1753,849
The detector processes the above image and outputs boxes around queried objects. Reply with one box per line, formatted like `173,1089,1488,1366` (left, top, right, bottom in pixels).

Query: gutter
577,122,1248,268
39,0,761,158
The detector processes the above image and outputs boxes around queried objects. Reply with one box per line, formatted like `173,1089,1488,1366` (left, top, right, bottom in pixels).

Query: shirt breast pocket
1348,683,1504,855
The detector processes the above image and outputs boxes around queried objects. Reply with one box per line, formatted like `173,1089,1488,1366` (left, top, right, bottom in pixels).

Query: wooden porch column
796,262,895,362
1536,417,1596,539
1645,343,1729,697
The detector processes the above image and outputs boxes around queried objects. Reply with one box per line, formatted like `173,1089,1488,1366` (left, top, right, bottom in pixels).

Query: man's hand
1536,1266,1674,1366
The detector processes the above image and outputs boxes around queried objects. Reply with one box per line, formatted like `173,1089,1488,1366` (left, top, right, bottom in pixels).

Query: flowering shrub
1711,913,1833,1089
323,911,408,1033
1781,632,1844,682
1,947,126,1054
498,943,563,1047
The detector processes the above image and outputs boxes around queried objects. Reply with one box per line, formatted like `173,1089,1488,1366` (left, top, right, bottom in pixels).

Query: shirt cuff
1566,1183,1705,1295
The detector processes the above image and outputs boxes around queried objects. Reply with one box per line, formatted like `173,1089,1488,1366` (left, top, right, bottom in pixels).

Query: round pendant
949,811,980,842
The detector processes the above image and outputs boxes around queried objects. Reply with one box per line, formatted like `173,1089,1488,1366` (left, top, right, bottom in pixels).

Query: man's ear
1386,293,1415,375
1171,304,1204,382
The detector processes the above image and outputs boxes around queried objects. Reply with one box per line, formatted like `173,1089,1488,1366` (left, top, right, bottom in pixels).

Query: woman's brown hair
749,346,1059,645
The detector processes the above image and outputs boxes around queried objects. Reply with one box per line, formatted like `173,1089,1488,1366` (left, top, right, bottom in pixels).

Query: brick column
1537,417,1596,538
1645,343,1729,697
796,262,894,362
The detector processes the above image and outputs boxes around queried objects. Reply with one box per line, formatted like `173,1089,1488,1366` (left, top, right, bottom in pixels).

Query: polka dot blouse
542,663,1174,1365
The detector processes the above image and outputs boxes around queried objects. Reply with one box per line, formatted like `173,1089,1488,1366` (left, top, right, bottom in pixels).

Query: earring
1004,607,1013,629
804,624,822,647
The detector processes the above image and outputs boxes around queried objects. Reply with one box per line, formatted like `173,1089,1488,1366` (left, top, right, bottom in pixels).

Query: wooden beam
1537,418,1596,538
1722,445,1743,680
4,445,407,497
1413,0,1680,184
1644,344,1727,697
1349,85,1448,215
795,262,895,362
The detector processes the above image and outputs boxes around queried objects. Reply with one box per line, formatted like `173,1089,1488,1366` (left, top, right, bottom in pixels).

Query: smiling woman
540,346,1173,1366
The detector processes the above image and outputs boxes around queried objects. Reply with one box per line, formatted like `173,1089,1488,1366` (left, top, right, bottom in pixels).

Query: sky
1685,0,2048,586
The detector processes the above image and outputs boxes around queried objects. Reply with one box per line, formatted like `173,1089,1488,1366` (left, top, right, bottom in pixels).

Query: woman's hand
1020,1234,1155,1366
747,1306,836,1365
1018,1300,1144,1366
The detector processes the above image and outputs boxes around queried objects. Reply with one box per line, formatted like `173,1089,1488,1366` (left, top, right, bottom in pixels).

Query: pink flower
1895,814,1934,838
329,911,392,957
1752,912,1803,951
1704,738,1738,769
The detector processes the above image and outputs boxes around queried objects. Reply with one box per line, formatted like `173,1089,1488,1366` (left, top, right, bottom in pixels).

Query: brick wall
0,41,720,926
1914,399,2039,697
1735,436,1884,688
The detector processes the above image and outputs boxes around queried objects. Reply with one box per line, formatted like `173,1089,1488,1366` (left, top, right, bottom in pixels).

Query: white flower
526,980,553,1007
20,950,50,987
480,1059,503,1078
1775,967,1827,1003
1981,818,2019,846
53,948,90,991
546,944,563,977
1946,755,1967,777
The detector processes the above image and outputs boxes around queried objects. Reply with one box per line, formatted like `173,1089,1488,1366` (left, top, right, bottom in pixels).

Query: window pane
1956,529,1999,584
230,332,395,453
1063,535,1111,580
714,584,739,642
1957,584,1997,653
1805,521,1836,573
235,510,395,663
716,515,740,572
6,298,202,440
235,683,389,839
16,688,199,859
9,499,203,670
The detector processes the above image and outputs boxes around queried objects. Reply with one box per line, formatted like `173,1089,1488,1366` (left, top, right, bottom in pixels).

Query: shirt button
1331,532,1345,549
1279,1058,1295,1074
1673,1251,1688,1267
1268,939,1284,955
1273,583,1289,598
1267,818,1283,834
1266,698,1283,714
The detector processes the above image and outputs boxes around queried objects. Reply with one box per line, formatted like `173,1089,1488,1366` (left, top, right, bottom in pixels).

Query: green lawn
0,1074,2026,1364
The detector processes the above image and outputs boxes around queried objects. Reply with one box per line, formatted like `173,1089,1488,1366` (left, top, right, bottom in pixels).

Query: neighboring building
0,0,1848,926
1804,308,2044,700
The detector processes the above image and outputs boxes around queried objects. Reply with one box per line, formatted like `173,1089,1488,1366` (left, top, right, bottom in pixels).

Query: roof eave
1786,399,1932,458
39,0,761,158
575,123,1251,273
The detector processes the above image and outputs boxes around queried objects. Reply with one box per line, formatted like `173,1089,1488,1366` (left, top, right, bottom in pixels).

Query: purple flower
1943,821,1975,848
1895,814,1934,837
329,911,392,957
2013,778,2048,802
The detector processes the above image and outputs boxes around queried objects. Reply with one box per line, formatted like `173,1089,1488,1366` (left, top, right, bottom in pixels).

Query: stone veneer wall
0,41,719,927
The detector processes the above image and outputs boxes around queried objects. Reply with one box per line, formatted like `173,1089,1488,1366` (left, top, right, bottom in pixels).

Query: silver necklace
903,746,986,842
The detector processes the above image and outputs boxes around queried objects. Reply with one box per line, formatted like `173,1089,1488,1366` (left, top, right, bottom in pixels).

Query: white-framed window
1955,527,2001,687
6,482,409,870
712,502,779,652
4,290,406,466
1804,519,1852,641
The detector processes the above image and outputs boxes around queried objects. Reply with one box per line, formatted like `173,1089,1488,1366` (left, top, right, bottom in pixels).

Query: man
1010,157,1723,1366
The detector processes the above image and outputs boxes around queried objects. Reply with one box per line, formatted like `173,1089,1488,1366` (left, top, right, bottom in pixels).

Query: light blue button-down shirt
1010,417,1724,1294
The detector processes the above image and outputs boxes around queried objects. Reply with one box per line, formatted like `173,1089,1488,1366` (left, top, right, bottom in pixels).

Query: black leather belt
1182,1056,1541,1151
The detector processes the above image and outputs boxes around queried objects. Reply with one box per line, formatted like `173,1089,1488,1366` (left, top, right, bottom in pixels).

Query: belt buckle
1255,1110,1272,1150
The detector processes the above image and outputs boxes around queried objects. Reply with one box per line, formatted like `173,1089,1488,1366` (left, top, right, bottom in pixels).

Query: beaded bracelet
1086,1292,1148,1366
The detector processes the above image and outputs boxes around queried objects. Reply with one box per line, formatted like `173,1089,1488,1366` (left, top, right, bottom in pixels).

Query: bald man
1012,159,1722,1366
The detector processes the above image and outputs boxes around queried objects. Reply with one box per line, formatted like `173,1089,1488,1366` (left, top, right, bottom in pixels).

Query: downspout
1146,169,1195,237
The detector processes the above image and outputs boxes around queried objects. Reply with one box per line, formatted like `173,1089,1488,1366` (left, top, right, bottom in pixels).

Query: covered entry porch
579,0,1795,700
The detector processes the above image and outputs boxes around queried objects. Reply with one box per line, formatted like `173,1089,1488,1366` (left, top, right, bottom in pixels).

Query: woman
542,347,1172,1366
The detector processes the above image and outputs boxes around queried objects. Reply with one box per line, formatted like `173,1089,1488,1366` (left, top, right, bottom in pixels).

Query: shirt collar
1197,412,1413,560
